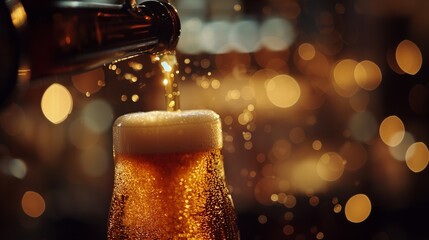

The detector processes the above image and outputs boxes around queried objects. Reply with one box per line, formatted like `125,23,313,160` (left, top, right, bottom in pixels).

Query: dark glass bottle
0,0,180,106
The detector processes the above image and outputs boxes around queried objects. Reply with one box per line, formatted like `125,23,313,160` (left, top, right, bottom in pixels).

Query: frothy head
113,110,222,155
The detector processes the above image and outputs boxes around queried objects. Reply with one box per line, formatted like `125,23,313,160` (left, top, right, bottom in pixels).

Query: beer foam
113,110,223,154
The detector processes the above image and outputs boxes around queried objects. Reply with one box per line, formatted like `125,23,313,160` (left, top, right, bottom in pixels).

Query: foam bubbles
113,110,222,154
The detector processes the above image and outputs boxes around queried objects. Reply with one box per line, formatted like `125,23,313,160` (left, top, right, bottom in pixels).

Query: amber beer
108,110,240,239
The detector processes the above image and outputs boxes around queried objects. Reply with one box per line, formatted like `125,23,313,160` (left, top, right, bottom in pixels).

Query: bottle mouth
136,0,181,53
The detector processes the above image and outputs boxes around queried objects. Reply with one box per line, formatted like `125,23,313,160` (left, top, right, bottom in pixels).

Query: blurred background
1,0,429,239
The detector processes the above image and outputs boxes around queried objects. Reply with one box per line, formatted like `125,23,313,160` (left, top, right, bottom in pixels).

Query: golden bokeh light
284,211,294,221
270,193,279,202
131,94,140,102
289,127,306,143
298,43,316,60
71,68,105,95
312,140,322,150
309,196,320,206
233,4,242,12
128,61,143,71
345,194,371,223
316,232,325,239
10,2,27,28
379,115,405,147
291,159,325,194
22,191,46,218
354,60,382,91
332,59,359,97
284,195,297,208
405,142,429,173
283,225,294,236
271,139,292,161
266,74,301,108
237,111,254,125
258,215,268,224
254,176,281,206
316,152,346,182
41,83,73,124
395,40,422,75
334,204,342,213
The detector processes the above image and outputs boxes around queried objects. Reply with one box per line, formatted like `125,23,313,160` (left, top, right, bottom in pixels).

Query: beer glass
108,110,240,239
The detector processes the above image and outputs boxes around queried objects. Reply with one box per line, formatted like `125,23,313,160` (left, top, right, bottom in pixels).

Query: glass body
108,110,240,239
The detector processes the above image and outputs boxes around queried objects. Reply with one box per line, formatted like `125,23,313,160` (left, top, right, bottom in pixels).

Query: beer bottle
0,0,180,107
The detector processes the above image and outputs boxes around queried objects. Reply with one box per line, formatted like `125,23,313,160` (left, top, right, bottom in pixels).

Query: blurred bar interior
1,0,429,239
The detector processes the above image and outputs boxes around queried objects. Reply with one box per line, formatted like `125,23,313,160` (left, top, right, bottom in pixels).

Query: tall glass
108,110,240,239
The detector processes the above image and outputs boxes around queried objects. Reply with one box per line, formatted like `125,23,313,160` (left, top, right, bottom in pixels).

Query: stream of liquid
151,52,180,111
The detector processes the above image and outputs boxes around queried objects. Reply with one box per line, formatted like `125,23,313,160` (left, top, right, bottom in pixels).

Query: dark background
1,0,429,239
